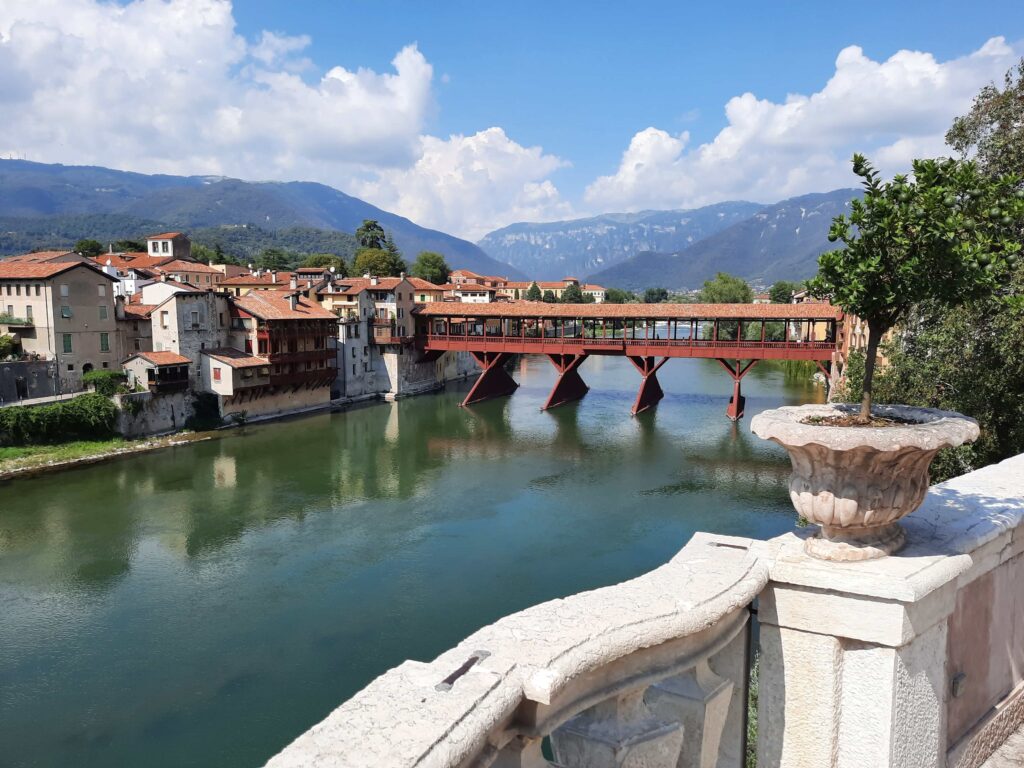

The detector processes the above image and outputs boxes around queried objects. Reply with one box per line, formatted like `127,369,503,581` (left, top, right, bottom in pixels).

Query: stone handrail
265,532,767,768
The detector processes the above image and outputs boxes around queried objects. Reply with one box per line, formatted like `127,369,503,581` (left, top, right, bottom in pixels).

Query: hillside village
0,231,612,429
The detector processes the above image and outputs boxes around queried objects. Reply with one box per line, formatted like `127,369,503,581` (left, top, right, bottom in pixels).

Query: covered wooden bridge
414,301,842,419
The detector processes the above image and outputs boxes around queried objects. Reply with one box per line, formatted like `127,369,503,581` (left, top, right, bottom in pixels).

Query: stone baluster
491,736,551,768
550,687,685,768
646,660,734,768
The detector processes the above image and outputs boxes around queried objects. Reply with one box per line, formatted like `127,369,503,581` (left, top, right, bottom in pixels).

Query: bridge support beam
543,354,589,410
716,359,758,421
462,352,518,407
628,356,668,415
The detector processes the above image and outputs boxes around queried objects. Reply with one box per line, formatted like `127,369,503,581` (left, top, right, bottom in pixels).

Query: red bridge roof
415,301,841,320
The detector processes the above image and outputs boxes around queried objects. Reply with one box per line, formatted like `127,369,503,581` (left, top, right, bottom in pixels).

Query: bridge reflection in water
414,301,842,419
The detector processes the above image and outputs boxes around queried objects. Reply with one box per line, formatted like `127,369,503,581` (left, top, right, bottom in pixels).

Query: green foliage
0,334,14,357
74,238,104,257
410,251,450,285
525,282,543,301
113,239,145,253
769,280,800,304
643,287,670,303
356,219,387,250
560,283,585,303
82,369,126,396
746,653,759,768
699,272,753,304
581,292,596,304
947,58,1024,182
352,247,406,277
256,247,294,271
301,253,347,274
542,290,557,303
0,313,28,325
185,393,223,431
0,393,119,446
604,287,637,304
810,153,1024,419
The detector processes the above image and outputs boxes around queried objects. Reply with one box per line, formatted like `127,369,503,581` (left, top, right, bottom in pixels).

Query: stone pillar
756,535,955,768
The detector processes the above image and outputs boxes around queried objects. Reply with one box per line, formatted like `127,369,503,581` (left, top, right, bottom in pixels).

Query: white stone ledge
264,533,767,768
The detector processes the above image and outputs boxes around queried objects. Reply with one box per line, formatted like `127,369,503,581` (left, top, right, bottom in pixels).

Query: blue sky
1,1,1022,238
230,0,1024,201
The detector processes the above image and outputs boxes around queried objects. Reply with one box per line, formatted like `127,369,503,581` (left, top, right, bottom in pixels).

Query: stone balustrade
265,454,1024,768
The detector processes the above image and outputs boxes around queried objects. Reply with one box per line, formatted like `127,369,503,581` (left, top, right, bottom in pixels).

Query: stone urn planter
751,403,979,561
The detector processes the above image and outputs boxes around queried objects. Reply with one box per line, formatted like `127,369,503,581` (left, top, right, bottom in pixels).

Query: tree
113,239,146,253
542,290,557,303
356,220,387,250
256,248,292,271
352,248,405,277
410,251,450,285
75,239,103,258
302,253,347,275
582,292,596,304
643,287,670,304
525,282,543,301
604,287,635,304
0,334,15,358
947,59,1024,182
808,153,1023,423
561,283,585,303
698,273,752,304
768,280,800,304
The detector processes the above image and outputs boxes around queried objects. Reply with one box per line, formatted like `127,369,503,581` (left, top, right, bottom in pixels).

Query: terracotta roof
92,253,173,271
147,232,185,240
231,291,338,321
295,267,331,274
222,271,295,286
131,351,191,366
0,260,116,280
3,251,79,263
158,259,221,274
203,348,270,368
415,300,842,320
122,303,157,318
405,277,445,290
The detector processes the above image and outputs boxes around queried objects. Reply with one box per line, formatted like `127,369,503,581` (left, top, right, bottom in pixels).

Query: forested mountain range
0,160,523,277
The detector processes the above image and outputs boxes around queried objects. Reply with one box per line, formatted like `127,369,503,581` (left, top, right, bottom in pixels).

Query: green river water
0,355,823,767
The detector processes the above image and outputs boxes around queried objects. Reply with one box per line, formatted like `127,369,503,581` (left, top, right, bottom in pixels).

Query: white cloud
585,37,1022,212
352,127,571,242
0,0,568,239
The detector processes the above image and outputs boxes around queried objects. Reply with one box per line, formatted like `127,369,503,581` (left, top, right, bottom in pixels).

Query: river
0,355,823,767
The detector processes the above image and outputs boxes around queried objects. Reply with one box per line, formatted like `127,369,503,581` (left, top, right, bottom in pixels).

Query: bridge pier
628,356,668,415
716,359,758,421
462,352,519,407
543,354,589,410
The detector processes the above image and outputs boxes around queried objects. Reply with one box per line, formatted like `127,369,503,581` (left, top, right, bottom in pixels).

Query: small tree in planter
753,154,1022,560
809,153,1023,423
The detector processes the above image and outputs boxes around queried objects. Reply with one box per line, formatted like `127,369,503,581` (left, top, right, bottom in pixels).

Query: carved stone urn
751,403,979,561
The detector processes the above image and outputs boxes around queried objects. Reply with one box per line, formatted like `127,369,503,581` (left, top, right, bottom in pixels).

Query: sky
1,0,1022,240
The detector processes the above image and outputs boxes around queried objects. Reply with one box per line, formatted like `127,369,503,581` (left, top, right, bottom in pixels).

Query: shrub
0,393,119,446
185,392,223,431
83,369,127,396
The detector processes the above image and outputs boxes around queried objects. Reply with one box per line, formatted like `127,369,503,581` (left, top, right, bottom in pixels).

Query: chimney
289,276,297,290
400,271,406,279
289,293,298,311
370,276,378,286
271,271,277,283
363,272,371,279
108,243,113,254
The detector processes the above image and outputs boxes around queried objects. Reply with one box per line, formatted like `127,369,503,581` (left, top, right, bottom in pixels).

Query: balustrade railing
265,533,766,768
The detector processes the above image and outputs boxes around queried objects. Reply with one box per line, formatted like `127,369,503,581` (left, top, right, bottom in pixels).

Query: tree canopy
698,273,753,304
809,153,1023,421
352,247,405,277
947,58,1024,182
302,253,347,275
560,283,585,303
768,280,800,304
542,290,557,303
604,287,637,304
356,220,387,250
410,251,450,285
74,239,103,258
256,247,292,271
643,287,670,304
525,282,542,301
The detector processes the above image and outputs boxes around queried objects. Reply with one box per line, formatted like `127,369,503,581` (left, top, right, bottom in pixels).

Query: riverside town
1,4,1023,768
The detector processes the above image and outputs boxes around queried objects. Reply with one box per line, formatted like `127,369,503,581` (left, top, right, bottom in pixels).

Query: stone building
149,291,233,390
145,232,191,260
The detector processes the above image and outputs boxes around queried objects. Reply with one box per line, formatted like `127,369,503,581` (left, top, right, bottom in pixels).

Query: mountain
477,202,762,281
586,189,859,291
0,159,524,277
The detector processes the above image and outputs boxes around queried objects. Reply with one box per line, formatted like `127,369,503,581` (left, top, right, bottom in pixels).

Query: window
102,361,109,368
219,312,224,327
191,311,199,327
25,305,32,320
98,284,106,297
398,308,405,319
34,285,40,296
60,306,72,319
67,364,75,371
213,367,221,382
351,347,356,359
100,333,109,352
162,241,169,253
15,285,21,296
151,242,160,253
134,339,141,351
62,334,72,353
258,339,268,355
352,363,356,376
5,304,11,316
363,345,368,356
99,305,108,320
160,311,169,329
60,284,69,297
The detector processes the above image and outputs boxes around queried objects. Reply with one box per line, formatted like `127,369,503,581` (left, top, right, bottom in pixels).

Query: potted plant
752,154,1022,560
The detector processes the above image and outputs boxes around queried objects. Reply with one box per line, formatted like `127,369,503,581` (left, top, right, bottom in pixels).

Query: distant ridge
0,159,525,278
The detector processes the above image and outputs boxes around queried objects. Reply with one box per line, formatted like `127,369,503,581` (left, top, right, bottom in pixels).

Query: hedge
82,369,127,396
0,393,119,446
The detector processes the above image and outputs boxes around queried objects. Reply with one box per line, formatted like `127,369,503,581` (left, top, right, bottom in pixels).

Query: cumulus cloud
354,127,571,241
585,37,1022,212
0,0,568,238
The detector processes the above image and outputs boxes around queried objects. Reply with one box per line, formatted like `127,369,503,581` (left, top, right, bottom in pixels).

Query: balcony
149,378,190,394
0,314,33,328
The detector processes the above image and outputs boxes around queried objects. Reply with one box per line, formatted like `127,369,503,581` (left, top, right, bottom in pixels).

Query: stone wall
219,384,331,423
114,391,194,438
0,360,54,403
